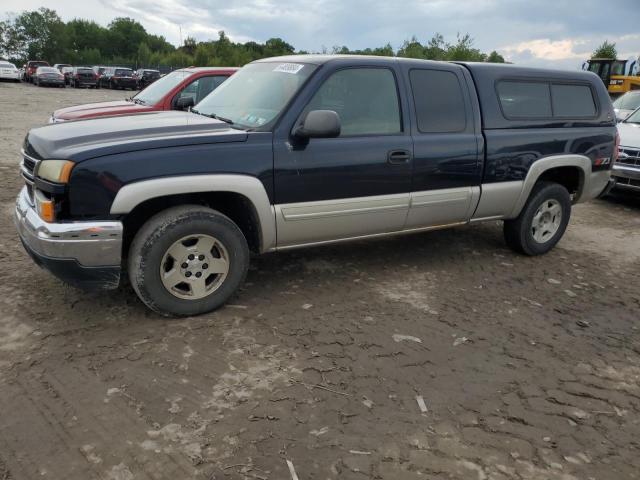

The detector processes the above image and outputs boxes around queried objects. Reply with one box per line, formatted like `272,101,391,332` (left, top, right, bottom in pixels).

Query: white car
613,108,640,193
613,91,640,122
0,61,20,82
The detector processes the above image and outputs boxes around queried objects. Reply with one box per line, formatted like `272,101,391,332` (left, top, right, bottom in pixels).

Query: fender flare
507,154,591,219
110,174,276,252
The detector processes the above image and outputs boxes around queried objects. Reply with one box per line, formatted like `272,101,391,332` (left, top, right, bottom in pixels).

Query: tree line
0,7,506,68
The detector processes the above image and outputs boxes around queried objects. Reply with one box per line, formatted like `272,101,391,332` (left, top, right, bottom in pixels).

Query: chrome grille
617,147,640,167
20,150,39,204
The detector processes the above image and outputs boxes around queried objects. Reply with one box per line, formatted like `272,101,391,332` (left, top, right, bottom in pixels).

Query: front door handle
387,149,412,165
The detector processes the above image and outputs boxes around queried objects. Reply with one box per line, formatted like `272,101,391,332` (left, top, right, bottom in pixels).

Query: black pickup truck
15,55,616,316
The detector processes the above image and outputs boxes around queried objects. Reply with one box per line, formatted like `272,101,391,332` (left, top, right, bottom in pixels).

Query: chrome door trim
275,192,410,247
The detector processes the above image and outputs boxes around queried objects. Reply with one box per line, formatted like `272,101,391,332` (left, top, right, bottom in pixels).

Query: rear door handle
387,149,412,165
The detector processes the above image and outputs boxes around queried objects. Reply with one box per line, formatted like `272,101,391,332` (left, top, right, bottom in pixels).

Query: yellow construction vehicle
583,56,640,97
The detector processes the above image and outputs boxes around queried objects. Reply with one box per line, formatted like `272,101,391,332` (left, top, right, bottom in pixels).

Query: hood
617,121,640,149
53,100,153,121
26,110,247,162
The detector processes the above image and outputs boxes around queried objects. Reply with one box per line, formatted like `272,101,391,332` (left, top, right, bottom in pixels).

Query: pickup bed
15,55,617,316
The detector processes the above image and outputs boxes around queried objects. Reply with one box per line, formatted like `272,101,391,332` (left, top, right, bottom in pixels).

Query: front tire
127,205,250,317
503,181,571,256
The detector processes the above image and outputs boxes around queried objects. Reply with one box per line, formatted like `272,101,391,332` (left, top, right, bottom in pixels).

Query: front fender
110,174,276,252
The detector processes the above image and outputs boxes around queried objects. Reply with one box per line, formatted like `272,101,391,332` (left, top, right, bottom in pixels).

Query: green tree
397,36,426,59
423,33,446,60
106,17,146,59
7,8,67,62
446,33,486,62
592,40,617,59
137,42,152,67
486,50,505,63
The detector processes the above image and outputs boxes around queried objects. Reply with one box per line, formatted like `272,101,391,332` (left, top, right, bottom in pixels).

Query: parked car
60,66,74,85
24,60,49,83
71,66,98,88
135,68,161,89
50,67,236,122
15,56,616,316
0,61,20,82
612,91,640,121
99,67,137,90
33,66,65,87
53,63,72,72
612,107,640,192
92,65,108,81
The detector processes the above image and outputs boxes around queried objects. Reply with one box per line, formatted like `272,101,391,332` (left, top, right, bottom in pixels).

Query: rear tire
127,205,250,317
503,181,571,256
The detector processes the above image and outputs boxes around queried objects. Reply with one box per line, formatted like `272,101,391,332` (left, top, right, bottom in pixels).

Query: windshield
614,93,640,110
38,67,58,74
30,61,48,67
625,108,640,123
194,62,317,129
134,70,193,105
611,60,627,76
115,69,133,77
0,62,16,69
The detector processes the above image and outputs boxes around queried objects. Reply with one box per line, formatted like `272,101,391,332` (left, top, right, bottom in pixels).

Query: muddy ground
0,81,639,480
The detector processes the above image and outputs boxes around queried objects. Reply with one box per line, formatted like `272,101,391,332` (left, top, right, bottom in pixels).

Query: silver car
614,108,640,192
613,91,640,122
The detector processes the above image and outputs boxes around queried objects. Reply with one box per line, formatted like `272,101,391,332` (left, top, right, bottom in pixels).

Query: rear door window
551,84,596,117
409,69,467,133
497,81,552,118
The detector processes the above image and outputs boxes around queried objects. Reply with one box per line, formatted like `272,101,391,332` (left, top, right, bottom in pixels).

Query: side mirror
294,110,341,139
176,96,195,111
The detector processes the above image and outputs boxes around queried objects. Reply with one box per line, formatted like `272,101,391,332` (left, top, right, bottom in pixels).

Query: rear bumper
75,79,97,86
14,187,123,290
38,78,65,85
111,79,137,88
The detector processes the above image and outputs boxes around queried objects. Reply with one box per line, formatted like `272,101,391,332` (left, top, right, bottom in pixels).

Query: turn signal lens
34,190,55,222
36,160,75,184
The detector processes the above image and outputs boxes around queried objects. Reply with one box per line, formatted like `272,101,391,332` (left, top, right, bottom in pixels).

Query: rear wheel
504,181,571,256
128,205,250,317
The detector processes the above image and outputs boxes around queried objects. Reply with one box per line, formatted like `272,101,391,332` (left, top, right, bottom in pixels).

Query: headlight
36,160,75,183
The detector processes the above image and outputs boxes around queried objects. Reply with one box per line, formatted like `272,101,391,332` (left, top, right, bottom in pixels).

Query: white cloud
501,38,588,62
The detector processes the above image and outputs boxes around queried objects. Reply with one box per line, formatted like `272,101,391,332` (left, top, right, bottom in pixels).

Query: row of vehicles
13,60,163,89
14,55,619,317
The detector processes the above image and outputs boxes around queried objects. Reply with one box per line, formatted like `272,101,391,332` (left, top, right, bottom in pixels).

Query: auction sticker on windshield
273,63,305,74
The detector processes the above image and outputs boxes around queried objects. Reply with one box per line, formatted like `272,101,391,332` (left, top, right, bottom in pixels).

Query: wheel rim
531,199,562,244
160,234,230,300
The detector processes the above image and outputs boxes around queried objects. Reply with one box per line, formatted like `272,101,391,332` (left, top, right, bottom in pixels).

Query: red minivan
50,67,238,123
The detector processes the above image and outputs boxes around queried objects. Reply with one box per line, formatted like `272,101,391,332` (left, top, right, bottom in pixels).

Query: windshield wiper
133,98,147,105
191,109,234,125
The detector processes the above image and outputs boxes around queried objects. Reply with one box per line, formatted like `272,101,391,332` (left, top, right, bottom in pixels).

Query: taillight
613,131,620,163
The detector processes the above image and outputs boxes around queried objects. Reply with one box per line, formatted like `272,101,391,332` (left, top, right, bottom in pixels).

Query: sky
2,0,640,70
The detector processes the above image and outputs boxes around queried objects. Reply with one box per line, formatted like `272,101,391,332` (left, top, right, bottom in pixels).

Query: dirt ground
1,81,639,480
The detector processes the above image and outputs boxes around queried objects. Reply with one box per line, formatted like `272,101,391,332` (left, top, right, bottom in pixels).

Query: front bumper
0,73,20,80
14,187,123,290
611,164,640,192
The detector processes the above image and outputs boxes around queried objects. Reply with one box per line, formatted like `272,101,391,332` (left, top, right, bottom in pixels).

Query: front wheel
503,181,571,256
128,205,250,317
